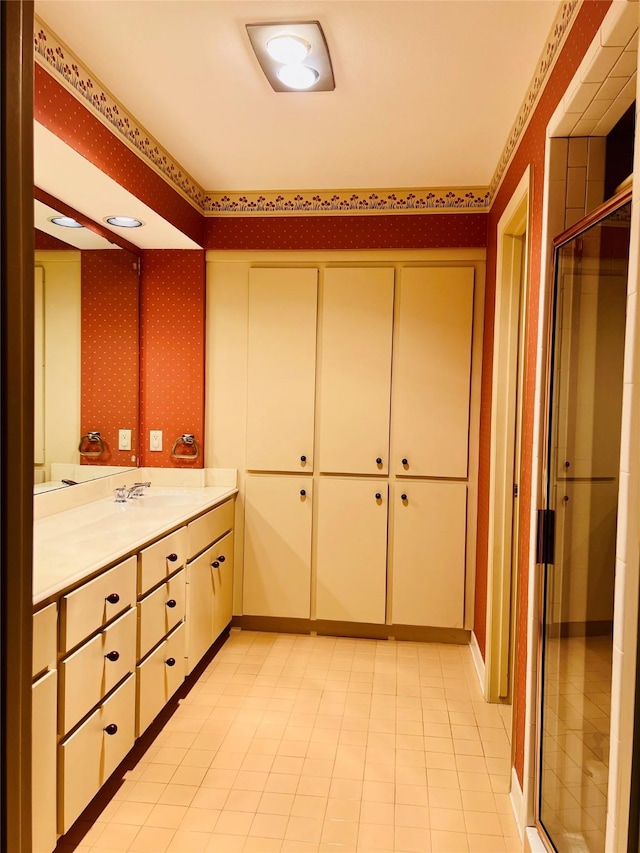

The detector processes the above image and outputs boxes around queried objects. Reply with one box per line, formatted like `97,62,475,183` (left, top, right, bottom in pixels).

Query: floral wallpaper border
35,0,580,217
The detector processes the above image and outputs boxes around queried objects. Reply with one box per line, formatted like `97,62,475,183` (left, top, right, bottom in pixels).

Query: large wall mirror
34,192,140,493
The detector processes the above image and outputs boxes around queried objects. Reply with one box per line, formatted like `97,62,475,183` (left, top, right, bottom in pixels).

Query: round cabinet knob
376,457,382,465
401,458,408,466
105,650,120,662
300,455,307,463
104,724,118,736
375,493,382,500
166,599,177,608
165,657,176,667
564,461,571,469
212,561,220,569
105,593,120,605
401,493,408,501
218,555,226,563
167,553,178,562
300,489,306,497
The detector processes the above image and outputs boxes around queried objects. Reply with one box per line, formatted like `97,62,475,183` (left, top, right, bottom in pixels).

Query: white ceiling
35,0,562,192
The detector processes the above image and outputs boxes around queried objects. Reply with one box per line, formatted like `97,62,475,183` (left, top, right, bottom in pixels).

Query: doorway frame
484,168,530,705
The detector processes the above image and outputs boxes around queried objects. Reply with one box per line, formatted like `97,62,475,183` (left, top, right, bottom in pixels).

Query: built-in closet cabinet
318,268,394,475
316,479,388,624
391,267,475,478
246,268,318,472
244,475,313,618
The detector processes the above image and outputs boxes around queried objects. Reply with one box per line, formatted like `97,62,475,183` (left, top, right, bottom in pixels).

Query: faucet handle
113,486,127,503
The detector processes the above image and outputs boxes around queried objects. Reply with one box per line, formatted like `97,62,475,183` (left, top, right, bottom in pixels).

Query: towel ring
171,433,199,462
78,431,106,458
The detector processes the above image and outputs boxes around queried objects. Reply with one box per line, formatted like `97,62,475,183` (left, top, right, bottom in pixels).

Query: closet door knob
167,553,178,562
104,724,118,736
300,489,306,497
401,493,408,501
105,593,120,605
166,599,177,608
375,493,382,500
165,658,176,667
212,561,220,569
300,455,307,463
105,650,120,662
401,458,408,466
218,555,226,563
376,457,382,465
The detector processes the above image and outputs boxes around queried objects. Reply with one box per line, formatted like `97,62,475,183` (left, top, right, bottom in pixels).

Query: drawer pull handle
375,493,382,500
401,458,408,466
166,657,176,667
105,650,120,662
300,455,306,463
105,593,120,605
104,724,118,736
376,457,382,465
166,599,177,608
211,561,220,569
218,555,226,563
300,489,306,497
167,553,178,562
401,493,408,501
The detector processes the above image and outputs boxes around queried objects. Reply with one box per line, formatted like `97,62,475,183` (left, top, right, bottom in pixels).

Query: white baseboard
469,631,486,694
510,766,524,839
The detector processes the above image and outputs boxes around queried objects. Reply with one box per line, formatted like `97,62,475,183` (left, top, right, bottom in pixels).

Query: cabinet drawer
138,569,185,660
188,499,234,559
60,557,136,653
33,670,57,853
58,673,135,834
138,527,187,596
136,622,185,736
59,608,136,734
33,602,57,679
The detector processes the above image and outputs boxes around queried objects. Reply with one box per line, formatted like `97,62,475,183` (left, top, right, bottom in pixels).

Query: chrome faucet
127,482,151,499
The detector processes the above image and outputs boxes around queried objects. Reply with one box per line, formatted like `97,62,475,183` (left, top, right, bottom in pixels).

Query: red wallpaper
35,228,71,250
81,250,139,466
473,0,612,783
139,250,205,468
205,213,487,250
34,65,204,247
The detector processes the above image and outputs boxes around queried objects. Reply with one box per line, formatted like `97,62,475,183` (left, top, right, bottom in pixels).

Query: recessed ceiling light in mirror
105,216,143,228
50,215,83,228
246,21,335,93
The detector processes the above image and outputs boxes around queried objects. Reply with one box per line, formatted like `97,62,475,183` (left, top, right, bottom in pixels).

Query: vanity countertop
33,486,237,606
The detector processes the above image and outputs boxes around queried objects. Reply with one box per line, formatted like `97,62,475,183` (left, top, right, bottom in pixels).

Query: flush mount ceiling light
49,215,83,228
105,216,144,228
246,21,335,93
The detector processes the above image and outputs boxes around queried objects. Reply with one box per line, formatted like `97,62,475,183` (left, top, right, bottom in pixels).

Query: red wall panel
139,250,205,468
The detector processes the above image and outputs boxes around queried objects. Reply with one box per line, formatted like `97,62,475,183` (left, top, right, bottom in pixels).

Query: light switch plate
150,430,163,451
118,429,131,451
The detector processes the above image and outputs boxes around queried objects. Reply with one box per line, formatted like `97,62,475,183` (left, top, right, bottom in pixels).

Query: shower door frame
534,185,632,853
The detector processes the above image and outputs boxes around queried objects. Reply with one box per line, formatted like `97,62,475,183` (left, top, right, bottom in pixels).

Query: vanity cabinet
318,268,395,475
391,267,474,478
32,603,57,853
247,268,318,473
391,481,467,628
316,479,389,624
243,475,313,619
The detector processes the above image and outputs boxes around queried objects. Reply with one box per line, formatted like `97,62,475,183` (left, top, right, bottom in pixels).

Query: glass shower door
538,196,631,852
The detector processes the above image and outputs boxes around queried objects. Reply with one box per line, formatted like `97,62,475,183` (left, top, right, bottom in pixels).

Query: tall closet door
316,479,388,624
392,267,474,477
318,268,394,475
247,268,318,472
244,476,313,618
391,482,467,628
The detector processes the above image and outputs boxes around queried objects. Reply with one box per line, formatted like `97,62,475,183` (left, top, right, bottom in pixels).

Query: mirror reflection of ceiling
34,0,562,191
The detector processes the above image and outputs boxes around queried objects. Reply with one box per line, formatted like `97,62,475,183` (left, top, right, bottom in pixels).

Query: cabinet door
318,268,394,475
244,476,312,618
185,545,216,674
392,267,474,478
391,482,467,628
247,268,318,472
212,531,234,639
316,479,388,624
33,669,57,853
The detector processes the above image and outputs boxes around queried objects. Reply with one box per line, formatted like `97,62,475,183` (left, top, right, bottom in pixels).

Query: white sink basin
130,490,203,509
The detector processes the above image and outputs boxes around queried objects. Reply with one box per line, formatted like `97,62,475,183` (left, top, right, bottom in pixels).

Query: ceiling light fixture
50,215,83,228
246,21,335,93
105,216,143,228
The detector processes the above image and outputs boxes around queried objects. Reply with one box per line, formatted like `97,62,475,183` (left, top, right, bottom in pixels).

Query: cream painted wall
34,251,81,483
204,249,485,620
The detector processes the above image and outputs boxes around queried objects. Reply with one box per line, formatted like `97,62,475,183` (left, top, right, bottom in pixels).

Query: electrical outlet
150,430,163,451
118,429,131,451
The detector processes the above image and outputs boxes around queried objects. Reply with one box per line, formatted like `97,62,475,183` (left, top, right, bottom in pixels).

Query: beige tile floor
54,631,521,853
